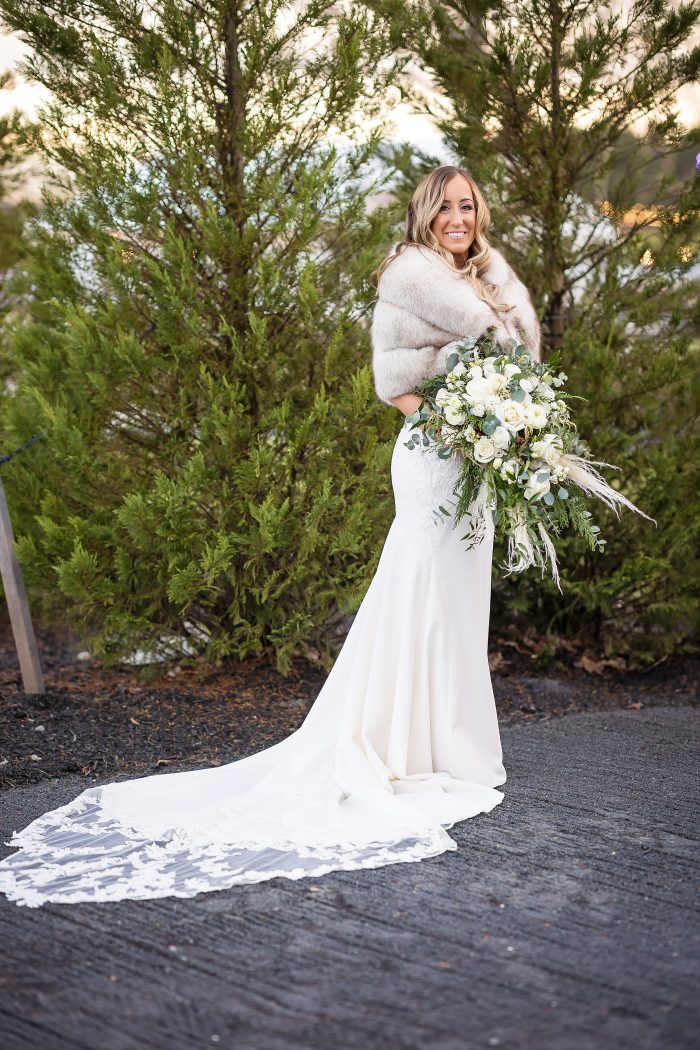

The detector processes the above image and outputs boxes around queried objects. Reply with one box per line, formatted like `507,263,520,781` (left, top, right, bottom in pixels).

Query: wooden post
0,475,44,693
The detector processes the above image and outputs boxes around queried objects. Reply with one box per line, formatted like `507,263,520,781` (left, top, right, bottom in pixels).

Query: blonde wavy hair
371,165,513,314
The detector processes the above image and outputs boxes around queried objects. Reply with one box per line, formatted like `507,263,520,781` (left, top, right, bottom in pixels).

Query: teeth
447,232,465,238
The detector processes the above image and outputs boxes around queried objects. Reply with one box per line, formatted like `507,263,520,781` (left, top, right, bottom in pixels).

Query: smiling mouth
446,231,466,239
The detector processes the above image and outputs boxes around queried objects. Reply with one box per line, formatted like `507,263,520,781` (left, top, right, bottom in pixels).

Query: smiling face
429,173,476,265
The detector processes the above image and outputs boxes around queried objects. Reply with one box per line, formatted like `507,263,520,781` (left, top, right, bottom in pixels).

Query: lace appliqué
0,788,460,908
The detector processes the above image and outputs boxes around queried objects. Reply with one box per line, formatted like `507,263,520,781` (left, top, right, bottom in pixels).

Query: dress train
0,422,506,907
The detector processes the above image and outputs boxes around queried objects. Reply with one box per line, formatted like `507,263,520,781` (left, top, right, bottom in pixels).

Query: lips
446,232,466,238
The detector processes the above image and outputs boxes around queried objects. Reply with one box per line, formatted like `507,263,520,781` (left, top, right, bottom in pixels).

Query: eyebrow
443,197,474,203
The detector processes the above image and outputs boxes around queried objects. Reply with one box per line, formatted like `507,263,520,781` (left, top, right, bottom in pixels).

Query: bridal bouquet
404,327,655,590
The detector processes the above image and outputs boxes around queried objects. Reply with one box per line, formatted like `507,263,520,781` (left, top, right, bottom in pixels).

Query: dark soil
0,615,696,791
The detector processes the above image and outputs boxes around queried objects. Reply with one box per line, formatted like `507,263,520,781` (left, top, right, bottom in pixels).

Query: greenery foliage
0,75,37,330
0,0,401,670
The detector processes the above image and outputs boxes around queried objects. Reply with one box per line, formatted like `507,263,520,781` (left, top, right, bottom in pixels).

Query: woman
0,166,541,907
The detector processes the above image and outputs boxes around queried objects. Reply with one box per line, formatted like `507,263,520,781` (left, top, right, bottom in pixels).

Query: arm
371,296,454,407
388,392,423,416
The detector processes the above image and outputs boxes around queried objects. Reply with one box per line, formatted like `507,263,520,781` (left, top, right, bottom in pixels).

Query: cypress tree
0,1,401,671
0,77,37,327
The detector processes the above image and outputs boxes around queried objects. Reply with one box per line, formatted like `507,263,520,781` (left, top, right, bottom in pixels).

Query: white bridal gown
0,421,506,907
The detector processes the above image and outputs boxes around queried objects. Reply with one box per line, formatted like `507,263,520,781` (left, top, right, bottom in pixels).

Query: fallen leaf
488,651,506,672
575,654,606,675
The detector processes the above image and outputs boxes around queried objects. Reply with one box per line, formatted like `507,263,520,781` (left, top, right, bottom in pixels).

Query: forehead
442,174,473,200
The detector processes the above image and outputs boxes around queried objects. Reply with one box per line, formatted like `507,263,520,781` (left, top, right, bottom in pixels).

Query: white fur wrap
371,244,542,405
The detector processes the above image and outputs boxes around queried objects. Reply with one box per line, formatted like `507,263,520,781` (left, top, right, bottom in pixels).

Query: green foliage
0,0,401,671
491,227,700,664
0,76,38,331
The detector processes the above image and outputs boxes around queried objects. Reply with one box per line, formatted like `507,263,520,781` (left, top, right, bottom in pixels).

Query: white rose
524,474,551,501
531,434,563,466
472,402,486,418
525,403,549,429
473,436,497,463
465,376,492,402
451,361,467,377
492,425,511,450
493,457,503,469
504,363,520,378
444,401,467,426
495,399,527,432
468,364,483,379
487,372,509,395
435,386,451,406
538,384,556,401
500,458,520,480
519,378,535,393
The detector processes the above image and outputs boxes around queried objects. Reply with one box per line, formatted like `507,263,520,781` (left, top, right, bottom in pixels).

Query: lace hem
0,793,476,907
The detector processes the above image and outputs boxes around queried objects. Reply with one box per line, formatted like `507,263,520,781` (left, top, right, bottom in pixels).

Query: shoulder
481,246,513,285
377,243,447,295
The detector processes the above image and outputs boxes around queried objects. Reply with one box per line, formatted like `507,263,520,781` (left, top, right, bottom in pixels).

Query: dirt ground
0,615,696,791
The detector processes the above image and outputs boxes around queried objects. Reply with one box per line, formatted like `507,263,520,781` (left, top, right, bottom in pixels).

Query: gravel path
0,706,698,1050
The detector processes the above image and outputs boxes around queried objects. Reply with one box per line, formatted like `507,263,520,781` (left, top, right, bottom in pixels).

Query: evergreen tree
0,75,37,324
0,1,403,671
376,0,700,661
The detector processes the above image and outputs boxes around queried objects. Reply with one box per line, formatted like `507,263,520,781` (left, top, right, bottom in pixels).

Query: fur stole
371,244,541,406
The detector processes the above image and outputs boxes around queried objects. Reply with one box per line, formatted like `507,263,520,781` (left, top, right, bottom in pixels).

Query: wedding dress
0,421,506,907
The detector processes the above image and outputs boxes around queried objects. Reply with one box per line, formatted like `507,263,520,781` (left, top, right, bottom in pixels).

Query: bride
0,165,541,907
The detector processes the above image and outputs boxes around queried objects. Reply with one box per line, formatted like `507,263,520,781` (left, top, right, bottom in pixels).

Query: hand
388,392,423,418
